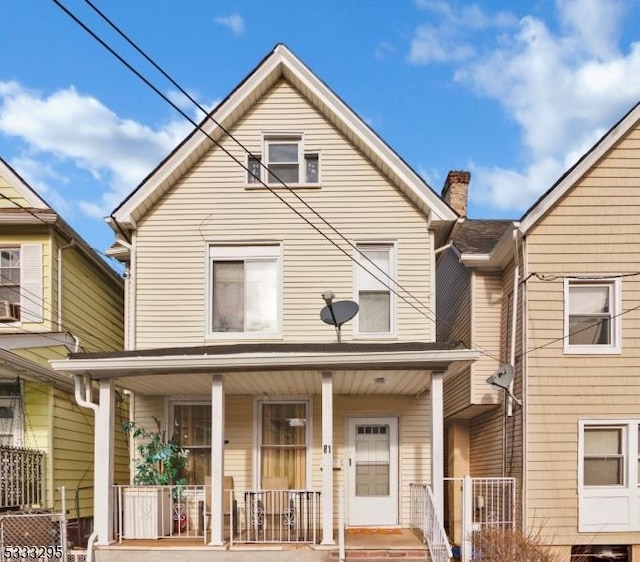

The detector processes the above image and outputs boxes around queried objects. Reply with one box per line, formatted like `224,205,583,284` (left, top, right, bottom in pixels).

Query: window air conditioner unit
0,300,18,322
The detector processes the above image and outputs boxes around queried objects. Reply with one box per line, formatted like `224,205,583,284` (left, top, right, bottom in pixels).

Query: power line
51,0,448,331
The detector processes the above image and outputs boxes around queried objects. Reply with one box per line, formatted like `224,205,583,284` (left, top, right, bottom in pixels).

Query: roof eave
50,348,481,380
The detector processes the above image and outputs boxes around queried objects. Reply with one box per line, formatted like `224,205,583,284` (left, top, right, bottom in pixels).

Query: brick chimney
442,170,470,217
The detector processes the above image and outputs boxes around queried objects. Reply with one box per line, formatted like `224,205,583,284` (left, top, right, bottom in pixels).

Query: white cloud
0,82,193,217
215,14,245,35
410,25,475,63
410,0,640,214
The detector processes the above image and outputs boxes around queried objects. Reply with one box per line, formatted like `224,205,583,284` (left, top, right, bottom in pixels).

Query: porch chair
261,475,295,532
203,475,238,538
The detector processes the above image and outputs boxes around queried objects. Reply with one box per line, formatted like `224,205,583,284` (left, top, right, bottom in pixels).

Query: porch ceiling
109,368,435,396
49,341,481,397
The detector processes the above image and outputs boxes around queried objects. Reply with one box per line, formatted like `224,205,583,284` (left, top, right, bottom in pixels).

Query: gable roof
109,44,456,231
0,157,49,210
520,100,640,233
0,157,122,283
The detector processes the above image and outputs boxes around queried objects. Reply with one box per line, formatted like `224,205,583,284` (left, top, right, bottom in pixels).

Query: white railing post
338,484,345,562
461,475,473,562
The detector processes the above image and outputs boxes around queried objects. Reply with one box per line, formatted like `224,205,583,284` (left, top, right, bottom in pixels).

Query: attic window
247,136,319,185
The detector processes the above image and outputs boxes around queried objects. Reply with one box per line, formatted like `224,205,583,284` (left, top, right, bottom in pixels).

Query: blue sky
1,0,640,260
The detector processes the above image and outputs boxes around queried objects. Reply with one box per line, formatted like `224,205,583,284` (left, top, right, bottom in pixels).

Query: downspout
507,228,520,418
57,239,76,331
74,374,99,562
521,234,529,532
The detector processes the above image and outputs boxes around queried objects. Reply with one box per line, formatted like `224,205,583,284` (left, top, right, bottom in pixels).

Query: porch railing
410,483,452,562
114,485,320,545
0,445,45,509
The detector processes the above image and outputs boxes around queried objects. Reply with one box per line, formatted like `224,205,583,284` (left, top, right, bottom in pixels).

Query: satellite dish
320,300,359,328
486,364,521,407
486,364,514,390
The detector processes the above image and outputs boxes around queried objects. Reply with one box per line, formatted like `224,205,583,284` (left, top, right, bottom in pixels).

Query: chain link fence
0,511,66,561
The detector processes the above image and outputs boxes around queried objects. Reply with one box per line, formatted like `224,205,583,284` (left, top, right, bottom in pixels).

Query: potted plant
120,418,189,538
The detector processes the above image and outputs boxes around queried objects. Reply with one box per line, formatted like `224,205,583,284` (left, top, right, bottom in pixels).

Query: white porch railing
114,485,320,545
410,483,453,562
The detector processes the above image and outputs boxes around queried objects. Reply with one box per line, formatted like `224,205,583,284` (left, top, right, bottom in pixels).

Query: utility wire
80,0,438,321
52,0,446,331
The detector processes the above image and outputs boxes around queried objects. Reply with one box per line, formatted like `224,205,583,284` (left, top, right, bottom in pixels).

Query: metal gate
0,511,65,561
444,476,516,562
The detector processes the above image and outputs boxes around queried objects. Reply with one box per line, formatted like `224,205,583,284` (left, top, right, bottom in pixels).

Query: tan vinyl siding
132,392,430,527
134,80,434,348
524,122,640,545
470,407,504,476
437,250,473,416
470,271,502,404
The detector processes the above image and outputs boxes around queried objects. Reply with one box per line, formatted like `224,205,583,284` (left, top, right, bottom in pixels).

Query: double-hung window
246,135,319,185
579,420,640,532
0,382,23,446
0,245,43,324
209,245,282,337
354,243,394,336
259,400,309,489
171,402,211,485
564,278,621,354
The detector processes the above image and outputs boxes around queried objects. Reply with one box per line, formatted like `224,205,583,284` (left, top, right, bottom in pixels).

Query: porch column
321,371,334,545
95,379,115,545
210,374,225,546
430,370,444,523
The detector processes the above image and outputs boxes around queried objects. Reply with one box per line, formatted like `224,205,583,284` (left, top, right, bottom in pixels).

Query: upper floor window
0,248,20,322
354,243,394,337
209,245,282,337
246,135,319,185
0,381,23,446
564,278,621,354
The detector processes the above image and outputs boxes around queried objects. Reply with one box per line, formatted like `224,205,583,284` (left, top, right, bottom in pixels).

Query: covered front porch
51,342,479,559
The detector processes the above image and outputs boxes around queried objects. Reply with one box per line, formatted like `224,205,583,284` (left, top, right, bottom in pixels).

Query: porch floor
107,528,428,559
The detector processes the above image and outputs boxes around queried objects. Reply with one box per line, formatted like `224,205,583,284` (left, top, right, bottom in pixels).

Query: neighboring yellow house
437,101,640,561
52,44,480,559
0,158,128,547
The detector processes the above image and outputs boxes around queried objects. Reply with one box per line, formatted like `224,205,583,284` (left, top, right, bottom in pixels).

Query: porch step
330,550,428,560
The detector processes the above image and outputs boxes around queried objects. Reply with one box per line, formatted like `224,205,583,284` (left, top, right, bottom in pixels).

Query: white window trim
253,396,312,490
353,242,396,339
578,419,640,532
563,276,621,355
206,244,283,340
244,133,320,187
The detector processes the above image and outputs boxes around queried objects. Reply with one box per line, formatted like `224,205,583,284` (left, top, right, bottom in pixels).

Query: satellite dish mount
320,291,359,343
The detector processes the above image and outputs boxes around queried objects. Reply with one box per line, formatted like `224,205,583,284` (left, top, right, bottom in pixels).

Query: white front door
346,416,398,526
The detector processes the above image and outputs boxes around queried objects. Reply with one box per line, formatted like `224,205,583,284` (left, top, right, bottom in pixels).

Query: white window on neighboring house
578,420,640,532
258,400,309,490
246,136,319,185
354,243,395,337
0,245,43,324
208,245,282,338
564,278,621,354
0,382,23,446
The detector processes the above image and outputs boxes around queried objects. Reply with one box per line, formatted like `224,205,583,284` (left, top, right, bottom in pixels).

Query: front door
346,416,398,526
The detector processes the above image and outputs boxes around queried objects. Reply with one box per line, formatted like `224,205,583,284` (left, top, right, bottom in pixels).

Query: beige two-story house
52,44,479,559
437,100,640,562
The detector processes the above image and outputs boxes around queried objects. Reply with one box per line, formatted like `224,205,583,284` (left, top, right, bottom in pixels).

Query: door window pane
584,427,624,486
355,425,390,497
